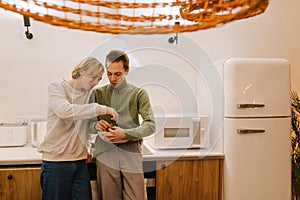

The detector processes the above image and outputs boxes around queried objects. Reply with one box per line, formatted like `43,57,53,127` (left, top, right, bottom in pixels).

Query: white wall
0,0,300,122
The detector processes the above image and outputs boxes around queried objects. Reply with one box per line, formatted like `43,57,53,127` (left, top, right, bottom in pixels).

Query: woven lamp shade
0,0,268,34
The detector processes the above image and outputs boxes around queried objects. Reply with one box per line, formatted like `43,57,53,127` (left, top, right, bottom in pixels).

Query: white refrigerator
223,58,291,200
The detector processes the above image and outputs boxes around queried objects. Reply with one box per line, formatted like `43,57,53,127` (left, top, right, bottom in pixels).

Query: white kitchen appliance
30,119,47,148
223,58,291,200
0,123,27,147
153,115,209,149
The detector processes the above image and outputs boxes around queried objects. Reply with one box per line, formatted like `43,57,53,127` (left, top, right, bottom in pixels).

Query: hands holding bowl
96,120,127,143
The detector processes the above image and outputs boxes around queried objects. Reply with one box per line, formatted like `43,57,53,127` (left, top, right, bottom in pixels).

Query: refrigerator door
224,58,291,117
223,117,291,200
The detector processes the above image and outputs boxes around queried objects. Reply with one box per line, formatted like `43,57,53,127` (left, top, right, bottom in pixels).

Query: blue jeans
40,160,92,200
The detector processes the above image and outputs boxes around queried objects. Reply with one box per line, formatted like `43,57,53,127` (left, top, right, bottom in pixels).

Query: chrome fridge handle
237,103,265,109
237,129,266,134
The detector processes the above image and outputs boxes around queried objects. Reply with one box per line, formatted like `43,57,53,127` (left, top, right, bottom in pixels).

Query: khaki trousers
96,142,145,200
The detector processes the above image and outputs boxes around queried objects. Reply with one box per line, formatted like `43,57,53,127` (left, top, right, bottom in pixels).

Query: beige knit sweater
38,80,107,161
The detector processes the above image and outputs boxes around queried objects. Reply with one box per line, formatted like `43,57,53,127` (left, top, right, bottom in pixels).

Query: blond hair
72,57,104,79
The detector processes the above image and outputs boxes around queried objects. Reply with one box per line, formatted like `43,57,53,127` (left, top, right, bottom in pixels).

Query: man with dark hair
89,50,155,199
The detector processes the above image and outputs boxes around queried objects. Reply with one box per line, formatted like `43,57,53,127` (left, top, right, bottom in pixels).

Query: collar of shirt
108,78,128,92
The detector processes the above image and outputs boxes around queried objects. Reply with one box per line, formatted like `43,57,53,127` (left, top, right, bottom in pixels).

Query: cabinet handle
237,103,265,109
237,129,266,134
7,174,13,180
161,164,166,169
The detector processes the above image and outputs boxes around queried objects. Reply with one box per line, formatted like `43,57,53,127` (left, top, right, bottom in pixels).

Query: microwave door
154,127,194,149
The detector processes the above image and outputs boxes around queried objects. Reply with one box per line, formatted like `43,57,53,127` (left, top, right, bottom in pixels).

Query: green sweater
89,79,156,156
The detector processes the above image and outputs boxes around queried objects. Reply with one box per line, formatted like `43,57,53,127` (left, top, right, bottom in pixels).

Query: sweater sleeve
48,81,107,120
88,90,99,134
123,89,156,140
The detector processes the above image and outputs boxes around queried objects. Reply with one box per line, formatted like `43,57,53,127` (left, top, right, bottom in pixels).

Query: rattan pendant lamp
0,0,269,34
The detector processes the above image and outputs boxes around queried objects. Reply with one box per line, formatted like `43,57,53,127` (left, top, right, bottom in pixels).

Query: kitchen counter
0,143,224,166
0,144,42,165
142,142,224,161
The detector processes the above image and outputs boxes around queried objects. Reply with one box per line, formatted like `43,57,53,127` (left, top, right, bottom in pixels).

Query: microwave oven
152,116,209,149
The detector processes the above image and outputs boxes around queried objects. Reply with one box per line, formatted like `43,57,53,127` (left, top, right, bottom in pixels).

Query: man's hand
95,120,113,131
106,126,126,142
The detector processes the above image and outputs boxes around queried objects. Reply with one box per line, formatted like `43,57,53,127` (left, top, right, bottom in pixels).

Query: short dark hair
106,50,129,71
